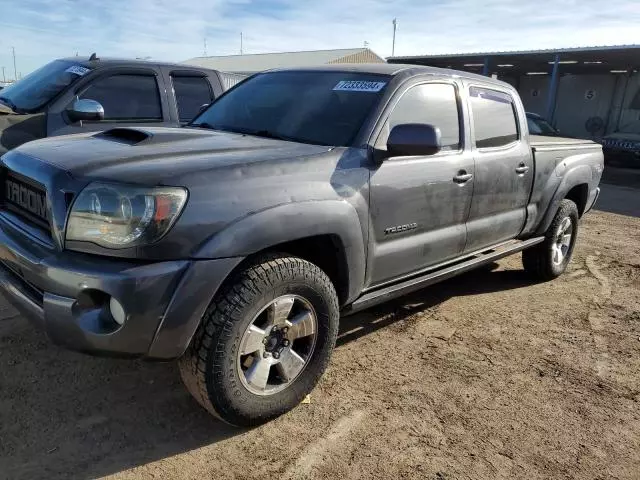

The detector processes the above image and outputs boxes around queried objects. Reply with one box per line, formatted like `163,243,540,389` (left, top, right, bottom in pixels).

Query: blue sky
0,0,639,78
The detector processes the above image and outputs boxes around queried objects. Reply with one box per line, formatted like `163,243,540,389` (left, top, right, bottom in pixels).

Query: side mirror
387,123,442,157
67,98,105,123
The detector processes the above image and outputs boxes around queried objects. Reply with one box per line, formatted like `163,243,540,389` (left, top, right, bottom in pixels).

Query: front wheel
179,254,339,427
522,199,579,280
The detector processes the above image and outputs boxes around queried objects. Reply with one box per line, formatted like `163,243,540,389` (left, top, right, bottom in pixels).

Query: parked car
600,130,640,167
526,112,560,136
0,54,245,154
0,64,603,427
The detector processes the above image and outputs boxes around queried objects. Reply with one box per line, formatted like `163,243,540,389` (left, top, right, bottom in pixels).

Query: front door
464,85,534,252
47,70,171,137
367,81,474,287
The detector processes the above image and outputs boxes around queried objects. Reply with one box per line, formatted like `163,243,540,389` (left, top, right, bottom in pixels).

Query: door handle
453,171,473,184
515,163,530,174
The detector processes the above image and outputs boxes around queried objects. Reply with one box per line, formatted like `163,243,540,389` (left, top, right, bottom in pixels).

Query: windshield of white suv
190,71,390,146
0,60,92,113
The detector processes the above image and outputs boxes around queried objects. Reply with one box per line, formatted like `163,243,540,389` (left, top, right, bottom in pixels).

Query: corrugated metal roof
388,44,640,76
183,48,385,73
389,44,640,60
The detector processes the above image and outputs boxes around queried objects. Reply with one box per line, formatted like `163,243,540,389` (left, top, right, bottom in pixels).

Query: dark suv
0,55,244,154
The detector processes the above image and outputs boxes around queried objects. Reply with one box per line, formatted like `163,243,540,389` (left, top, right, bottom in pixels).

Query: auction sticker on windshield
333,80,386,92
65,65,91,76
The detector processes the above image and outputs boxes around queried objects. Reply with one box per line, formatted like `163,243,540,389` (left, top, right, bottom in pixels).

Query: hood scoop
95,127,152,145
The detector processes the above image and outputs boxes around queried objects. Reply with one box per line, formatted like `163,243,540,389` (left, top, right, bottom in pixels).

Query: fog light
109,296,126,325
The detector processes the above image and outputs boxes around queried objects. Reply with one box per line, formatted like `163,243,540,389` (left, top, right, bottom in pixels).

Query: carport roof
388,44,640,76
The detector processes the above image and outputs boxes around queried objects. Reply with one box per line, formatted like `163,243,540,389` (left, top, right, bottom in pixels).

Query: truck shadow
0,318,242,480
337,263,534,346
0,263,535,479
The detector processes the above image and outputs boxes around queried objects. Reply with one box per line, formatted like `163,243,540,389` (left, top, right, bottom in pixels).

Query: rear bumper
0,218,242,359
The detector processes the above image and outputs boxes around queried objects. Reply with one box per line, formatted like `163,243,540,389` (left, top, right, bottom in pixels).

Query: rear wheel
522,199,579,280
179,254,339,427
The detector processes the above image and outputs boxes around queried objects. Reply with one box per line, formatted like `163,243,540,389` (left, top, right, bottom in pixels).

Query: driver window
377,83,461,151
79,74,162,122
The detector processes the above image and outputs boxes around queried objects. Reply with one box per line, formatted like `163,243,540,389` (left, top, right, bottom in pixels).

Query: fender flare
193,200,367,303
535,164,592,235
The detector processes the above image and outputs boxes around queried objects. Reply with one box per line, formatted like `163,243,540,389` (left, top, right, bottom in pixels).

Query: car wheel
522,199,579,281
179,254,339,427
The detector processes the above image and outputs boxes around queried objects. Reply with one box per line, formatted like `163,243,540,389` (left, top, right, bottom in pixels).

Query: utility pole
203,38,207,56
240,32,243,55
12,46,17,82
391,19,397,57
2,67,5,83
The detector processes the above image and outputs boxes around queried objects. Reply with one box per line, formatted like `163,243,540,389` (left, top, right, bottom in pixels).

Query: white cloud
0,0,638,77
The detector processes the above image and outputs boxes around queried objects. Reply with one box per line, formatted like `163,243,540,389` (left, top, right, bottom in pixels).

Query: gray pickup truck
0,55,244,155
0,64,603,426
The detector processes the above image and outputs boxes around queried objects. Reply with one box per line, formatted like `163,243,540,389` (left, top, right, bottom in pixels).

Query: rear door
48,67,171,136
167,71,217,124
464,84,533,252
366,80,474,287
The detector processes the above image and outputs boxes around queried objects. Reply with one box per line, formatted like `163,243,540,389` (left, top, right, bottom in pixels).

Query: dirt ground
1,180,639,480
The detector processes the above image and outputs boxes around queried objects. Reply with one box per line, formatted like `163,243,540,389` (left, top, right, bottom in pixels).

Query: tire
522,199,579,281
179,254,339,427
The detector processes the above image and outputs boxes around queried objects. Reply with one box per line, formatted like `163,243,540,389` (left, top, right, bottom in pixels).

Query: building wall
608,72,640,136
518,75,550,118
511,72,640,139
555,74,616,138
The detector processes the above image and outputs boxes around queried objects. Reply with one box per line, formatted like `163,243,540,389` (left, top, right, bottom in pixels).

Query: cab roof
266,62,511,86
58,56,217,71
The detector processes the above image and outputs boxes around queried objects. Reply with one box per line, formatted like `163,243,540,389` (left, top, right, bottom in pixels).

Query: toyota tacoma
0,64,603,426
0,54,245,155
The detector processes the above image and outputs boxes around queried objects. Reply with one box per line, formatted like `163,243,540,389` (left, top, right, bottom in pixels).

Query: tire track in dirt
283,410,367,479
585,254,612,378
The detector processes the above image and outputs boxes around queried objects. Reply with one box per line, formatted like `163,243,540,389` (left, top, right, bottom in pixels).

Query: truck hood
9,126,332,184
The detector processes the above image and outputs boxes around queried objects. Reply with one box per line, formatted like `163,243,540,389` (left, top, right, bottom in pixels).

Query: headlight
66,183,188,248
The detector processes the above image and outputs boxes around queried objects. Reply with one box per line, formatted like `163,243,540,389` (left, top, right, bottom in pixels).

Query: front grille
0,166,50,232
602,139,640,151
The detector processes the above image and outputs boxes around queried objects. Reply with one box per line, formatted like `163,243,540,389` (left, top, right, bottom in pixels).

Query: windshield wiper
190,122,218,130
248,130,296,142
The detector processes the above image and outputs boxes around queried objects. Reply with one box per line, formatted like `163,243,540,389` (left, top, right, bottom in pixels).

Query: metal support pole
392,19,397,57
546,54,560,122
1,67,5,83
482,56,490,76
614,71,632,132
12,47,17,82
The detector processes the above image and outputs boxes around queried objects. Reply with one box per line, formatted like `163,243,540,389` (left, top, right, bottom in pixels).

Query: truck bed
530,135,599,148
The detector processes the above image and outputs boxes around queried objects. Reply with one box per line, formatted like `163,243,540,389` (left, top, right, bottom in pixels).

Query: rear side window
469,87,519,148
381,83,461,150
172,76,214,122
80,74,162,121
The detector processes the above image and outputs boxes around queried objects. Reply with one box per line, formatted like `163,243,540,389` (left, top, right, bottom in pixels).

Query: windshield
0,60,92,112
527,116,558,135
191,71,390,146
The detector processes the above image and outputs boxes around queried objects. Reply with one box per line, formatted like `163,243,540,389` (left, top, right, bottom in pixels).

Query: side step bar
343,237,544,315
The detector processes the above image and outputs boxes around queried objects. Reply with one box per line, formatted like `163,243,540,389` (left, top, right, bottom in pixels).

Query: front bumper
0,218,242,359
603,147,640,166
